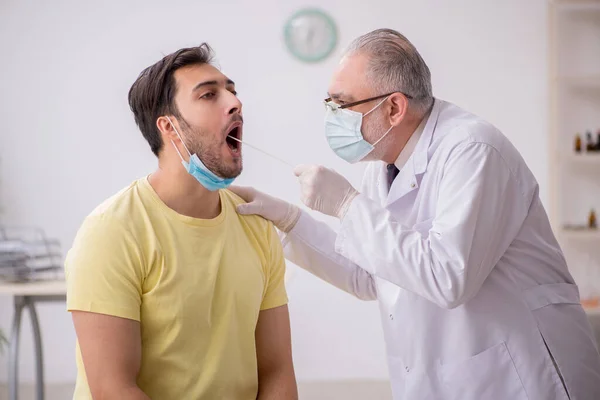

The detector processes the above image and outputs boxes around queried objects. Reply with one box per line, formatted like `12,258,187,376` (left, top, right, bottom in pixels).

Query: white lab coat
282,99,600,399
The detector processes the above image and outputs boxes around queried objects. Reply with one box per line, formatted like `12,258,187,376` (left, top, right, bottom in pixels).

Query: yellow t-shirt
65,177,288,399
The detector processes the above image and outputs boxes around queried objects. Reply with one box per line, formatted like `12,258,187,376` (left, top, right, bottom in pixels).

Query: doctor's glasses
323,91,413,112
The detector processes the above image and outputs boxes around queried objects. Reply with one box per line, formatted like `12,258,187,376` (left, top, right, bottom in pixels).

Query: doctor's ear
156,115,181,141
387,93,409,127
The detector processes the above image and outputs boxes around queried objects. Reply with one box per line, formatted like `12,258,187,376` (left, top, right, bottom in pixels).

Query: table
586,307,600,317
0,280,66,400
0,280,596,400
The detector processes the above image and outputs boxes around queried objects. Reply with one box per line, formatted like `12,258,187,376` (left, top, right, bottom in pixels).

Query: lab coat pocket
524,283,600,399
439,342,528,400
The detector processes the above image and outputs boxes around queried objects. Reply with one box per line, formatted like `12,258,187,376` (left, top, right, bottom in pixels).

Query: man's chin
231,159,243,178
220,162,243,180
229,168,243,180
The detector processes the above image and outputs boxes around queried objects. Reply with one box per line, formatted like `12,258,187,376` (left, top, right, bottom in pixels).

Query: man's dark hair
128,43,214,156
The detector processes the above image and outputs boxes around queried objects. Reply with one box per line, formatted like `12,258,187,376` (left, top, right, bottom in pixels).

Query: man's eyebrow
192,79,235,92
328,92,354,102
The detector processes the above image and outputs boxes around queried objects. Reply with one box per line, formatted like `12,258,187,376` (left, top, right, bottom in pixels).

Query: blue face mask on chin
182,153,235,191
166,116,235,191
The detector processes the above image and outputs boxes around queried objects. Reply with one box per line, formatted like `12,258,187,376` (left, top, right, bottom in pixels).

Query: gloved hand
228,186,301,233
294,164,360,219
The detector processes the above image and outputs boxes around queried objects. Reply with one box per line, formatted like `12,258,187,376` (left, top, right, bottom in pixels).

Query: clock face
284,9,337,63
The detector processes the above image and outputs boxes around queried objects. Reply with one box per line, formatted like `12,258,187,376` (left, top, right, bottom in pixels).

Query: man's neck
148,163,221,220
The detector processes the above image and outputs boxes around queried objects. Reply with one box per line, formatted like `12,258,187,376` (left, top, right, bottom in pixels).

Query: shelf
561,153,600,165
559,75,600,89
559,228,600,240
0,279,66,296
556,0,600,12
585,307,600,317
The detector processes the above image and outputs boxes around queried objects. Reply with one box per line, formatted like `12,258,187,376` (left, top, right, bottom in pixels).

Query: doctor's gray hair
345,29,433,114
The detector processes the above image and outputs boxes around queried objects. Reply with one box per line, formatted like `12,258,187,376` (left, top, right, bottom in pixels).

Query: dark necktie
387,164,400,190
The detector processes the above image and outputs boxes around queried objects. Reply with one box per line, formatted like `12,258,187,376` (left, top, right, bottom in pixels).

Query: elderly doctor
231,29,600,399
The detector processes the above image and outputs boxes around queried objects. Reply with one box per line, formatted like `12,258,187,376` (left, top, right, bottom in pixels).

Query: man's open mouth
226,125,241,153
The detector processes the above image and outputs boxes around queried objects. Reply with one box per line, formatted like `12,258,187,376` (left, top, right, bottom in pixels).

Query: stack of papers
0,227,63,282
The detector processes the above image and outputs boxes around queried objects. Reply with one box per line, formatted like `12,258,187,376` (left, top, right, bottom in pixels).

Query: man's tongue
226,135,239,152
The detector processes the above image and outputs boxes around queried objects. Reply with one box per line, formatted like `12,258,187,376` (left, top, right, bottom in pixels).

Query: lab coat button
389,314,394,320
410,182,416,188
405,366,410,372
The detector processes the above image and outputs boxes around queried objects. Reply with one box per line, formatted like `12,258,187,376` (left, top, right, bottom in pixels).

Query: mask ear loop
166,116,192,162
363,96,394,147
372,125,394,147
364,96,390,117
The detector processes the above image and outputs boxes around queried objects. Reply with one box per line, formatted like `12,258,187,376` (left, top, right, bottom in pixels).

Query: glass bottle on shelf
586,131,594,152
589,209,597,229
575,133,582,153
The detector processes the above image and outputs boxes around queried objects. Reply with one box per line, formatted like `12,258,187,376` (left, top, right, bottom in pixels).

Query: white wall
0,0,548,384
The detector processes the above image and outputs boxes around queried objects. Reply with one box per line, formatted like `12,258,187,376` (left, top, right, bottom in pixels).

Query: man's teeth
226,136,240,152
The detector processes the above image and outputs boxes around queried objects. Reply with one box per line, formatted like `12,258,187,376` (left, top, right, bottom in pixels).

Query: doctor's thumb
236,203,259,216
236,204,253,215
293,164,312,177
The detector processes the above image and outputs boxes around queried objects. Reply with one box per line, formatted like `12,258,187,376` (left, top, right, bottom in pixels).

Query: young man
65,44,297,399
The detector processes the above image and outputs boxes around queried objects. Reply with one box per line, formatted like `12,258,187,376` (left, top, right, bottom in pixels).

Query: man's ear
388,93,410,127
156,115,180,142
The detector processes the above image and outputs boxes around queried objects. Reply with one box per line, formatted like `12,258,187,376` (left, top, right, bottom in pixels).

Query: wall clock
284,8,338,63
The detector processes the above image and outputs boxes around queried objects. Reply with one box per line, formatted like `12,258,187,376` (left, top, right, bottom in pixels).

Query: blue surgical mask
166,116,235,191
324,97,393,164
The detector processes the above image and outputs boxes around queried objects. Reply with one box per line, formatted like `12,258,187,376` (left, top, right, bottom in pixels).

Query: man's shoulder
436,102,502,147
221,188,276,236
221,187,246,208
426,102,523,170
80,178,148,237
91,181,138,213
434,102,537,194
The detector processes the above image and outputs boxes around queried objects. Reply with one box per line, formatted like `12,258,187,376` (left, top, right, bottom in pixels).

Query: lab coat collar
411,98,442,175
384,98,442,207
393,113,426,171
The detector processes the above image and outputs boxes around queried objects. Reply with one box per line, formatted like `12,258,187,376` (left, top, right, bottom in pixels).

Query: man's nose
226,92,242,115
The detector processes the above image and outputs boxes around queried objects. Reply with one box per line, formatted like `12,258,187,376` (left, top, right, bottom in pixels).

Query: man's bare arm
72,311,150,400
255,305,298,400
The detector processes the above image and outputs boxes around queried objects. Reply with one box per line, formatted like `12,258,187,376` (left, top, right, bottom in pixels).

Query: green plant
0,328,7,353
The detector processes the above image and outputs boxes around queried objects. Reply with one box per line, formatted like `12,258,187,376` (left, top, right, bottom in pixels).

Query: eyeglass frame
323,91,413,111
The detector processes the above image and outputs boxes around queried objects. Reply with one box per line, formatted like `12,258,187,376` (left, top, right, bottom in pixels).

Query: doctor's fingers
228,185,257,202
293,163,316,177
297,166,326,188
230,186,266,216
236,199,266,216
295,164,333,185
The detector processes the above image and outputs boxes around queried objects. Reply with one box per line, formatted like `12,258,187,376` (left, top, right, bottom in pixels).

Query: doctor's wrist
337,189,360,220
277,203,301,233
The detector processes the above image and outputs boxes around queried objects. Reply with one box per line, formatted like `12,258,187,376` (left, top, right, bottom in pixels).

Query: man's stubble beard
182,122,243,179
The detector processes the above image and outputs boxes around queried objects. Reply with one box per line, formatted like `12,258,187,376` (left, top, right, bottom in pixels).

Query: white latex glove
293,164,359,219
228,186,301,233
